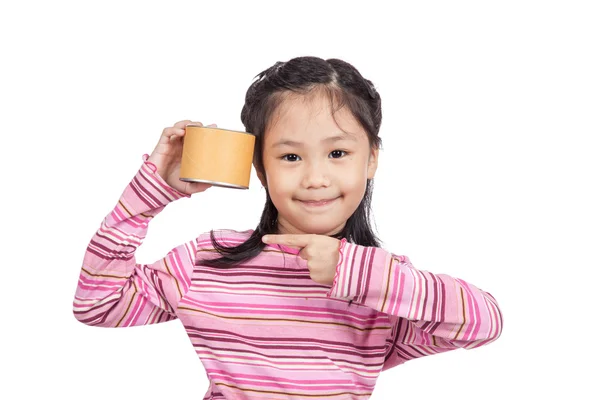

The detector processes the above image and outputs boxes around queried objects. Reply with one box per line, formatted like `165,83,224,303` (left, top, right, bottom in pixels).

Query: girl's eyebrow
271,133,356,148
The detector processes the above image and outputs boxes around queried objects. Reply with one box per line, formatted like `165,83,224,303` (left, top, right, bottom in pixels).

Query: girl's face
258,92,378,237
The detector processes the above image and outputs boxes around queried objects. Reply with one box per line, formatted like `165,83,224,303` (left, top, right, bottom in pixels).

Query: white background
1,1,598,398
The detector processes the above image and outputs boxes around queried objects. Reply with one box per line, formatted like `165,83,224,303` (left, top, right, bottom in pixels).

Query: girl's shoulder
195,228,254,250
194,228,255,263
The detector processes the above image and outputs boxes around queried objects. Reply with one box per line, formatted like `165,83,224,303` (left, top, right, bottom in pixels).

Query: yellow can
179,125,256,189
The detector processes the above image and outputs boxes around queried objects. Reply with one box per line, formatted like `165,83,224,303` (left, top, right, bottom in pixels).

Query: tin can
179,125,256,189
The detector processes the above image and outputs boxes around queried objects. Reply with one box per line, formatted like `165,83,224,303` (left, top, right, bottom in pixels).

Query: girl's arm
72,155,196,327
325,241,503,370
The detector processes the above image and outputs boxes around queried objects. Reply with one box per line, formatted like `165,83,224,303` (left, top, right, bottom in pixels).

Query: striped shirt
73,155,503,399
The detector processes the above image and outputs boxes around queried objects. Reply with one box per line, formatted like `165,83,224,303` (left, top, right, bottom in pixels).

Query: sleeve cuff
141,154,191,200
325,238,352,299
112,154,191,221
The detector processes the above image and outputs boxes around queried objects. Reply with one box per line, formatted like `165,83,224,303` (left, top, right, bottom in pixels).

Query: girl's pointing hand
262,234,341,285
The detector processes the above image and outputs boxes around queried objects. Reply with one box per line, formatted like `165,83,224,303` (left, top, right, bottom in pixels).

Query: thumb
187,181,213,194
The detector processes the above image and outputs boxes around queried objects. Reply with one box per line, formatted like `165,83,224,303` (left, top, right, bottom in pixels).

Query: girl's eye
330,150,347,159
282,154,300,162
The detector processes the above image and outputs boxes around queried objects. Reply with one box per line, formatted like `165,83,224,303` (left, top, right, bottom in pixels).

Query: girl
73,56,503,399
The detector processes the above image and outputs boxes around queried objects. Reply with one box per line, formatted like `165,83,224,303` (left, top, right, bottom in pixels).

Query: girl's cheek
271,175,295,193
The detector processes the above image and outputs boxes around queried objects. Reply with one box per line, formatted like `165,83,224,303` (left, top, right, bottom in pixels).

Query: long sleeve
73,155,197,328
325,240,503,371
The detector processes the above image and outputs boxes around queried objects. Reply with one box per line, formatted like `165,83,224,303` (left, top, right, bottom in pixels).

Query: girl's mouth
298,197,339,207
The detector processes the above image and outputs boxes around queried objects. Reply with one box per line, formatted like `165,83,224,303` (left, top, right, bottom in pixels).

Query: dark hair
200,56,383,268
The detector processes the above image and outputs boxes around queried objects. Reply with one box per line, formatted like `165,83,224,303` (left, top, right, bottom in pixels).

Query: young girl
73,56,503,399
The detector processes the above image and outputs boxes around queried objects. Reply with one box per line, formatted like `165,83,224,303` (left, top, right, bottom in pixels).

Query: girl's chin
283,224,345,236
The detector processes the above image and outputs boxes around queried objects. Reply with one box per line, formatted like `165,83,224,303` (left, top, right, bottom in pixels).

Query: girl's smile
297,196,340,208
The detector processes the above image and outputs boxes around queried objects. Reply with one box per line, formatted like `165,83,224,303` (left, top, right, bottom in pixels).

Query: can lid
186,125,253,136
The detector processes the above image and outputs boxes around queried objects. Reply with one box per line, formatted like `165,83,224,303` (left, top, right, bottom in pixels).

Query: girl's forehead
265,95,365,142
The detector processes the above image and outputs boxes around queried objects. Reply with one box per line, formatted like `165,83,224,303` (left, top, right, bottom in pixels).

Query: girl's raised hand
147,120,216,195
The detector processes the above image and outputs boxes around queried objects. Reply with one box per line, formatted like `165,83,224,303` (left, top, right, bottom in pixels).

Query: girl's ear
367,147,379,179
256,169,267,188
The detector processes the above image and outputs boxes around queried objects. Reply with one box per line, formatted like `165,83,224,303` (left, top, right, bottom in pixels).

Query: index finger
262,234,312,247
173,120,197,129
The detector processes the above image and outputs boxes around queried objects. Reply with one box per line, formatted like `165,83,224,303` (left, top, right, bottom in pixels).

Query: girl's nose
302,161,330,188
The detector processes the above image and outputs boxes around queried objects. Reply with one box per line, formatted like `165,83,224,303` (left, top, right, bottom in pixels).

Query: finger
173,120,195,129
187,181,213,193
165,122,213,143
162,126,185,142
262,234,311,247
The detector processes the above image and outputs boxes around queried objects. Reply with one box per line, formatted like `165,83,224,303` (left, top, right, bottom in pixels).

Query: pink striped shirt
73,155,503,399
